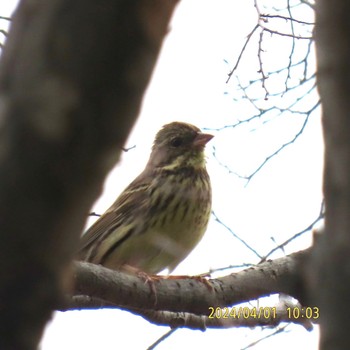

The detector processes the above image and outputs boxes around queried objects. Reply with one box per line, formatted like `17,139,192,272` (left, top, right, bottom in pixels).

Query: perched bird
78,122,213,274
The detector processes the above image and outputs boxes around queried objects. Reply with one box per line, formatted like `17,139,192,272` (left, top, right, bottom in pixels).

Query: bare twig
260,14,314,26
257,30,269,99
147,328,178,350
260,200,324,262
241,324,290,350
122,145,136,152
226,24,260,83
88,212,101,217
244,100,320,184
212,211,262,259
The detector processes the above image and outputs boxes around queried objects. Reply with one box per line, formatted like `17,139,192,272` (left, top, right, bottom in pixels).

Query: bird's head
147,122,213,170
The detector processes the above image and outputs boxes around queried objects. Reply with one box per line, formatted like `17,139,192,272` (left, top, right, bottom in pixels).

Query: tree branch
66,248,311,325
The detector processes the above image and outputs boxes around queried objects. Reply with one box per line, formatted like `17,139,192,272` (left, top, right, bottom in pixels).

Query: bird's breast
145,168,211,255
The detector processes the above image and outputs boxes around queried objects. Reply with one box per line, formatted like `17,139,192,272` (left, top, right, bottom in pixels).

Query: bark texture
315,1,350,349
0,0,178,349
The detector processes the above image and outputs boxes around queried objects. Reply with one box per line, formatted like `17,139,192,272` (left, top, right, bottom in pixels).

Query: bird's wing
78,170,151,255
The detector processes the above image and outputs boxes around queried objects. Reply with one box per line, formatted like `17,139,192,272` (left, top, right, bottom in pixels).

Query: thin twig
260,200,324,262
260,14,314,26
212,211,262,259
147,328,178,350
226,24,260,83
241,324,290,350
244,100,320,184
0,16,11,21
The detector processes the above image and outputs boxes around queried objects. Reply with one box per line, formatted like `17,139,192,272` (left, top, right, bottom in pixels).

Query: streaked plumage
78,122,213,274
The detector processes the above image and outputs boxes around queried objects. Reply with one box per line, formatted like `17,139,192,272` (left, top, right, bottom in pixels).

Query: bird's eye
170,137,183,148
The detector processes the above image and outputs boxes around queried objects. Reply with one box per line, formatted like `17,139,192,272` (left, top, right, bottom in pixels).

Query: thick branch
0,1,178,349
69,248,310,316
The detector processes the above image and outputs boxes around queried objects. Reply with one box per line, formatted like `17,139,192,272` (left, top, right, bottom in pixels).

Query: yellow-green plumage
78,122,213,274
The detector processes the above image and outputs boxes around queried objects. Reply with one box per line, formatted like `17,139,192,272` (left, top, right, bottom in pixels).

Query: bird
78,121,213,275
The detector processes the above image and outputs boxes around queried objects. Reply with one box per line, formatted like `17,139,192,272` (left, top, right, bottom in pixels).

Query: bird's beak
193,132,214,148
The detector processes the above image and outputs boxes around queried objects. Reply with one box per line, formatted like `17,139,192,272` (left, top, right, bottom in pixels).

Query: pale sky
1,1,321,349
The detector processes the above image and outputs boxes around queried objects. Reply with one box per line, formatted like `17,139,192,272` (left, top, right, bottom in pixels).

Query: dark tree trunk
0,1,178,349
314,1,350,349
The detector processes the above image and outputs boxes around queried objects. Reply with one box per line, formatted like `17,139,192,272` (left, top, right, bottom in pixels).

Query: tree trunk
314,1,350,349
0,1,178,349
